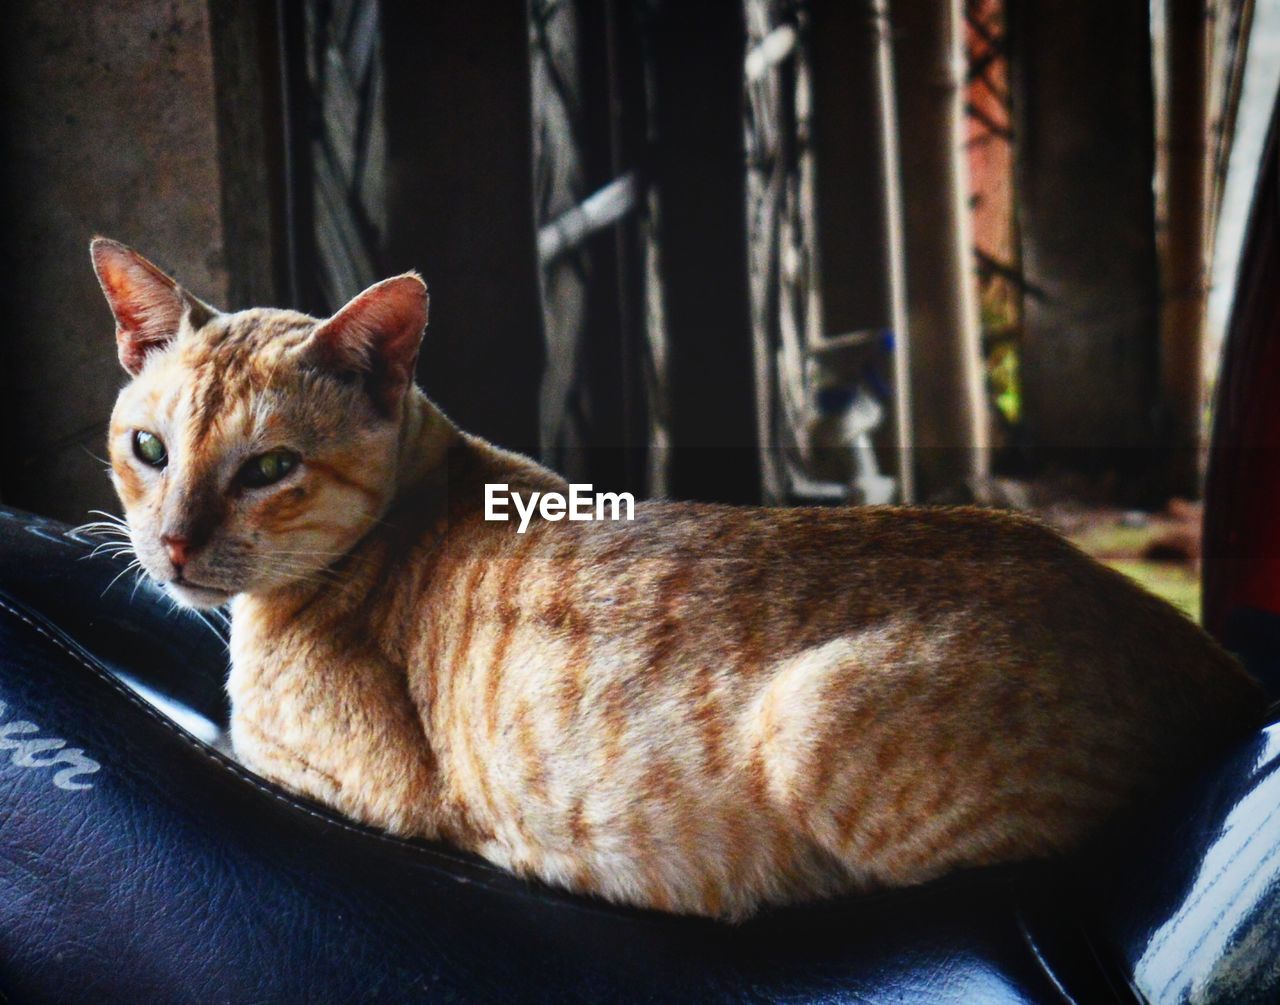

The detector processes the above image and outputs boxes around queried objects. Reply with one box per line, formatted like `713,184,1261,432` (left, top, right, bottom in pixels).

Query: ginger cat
92,239,1263,920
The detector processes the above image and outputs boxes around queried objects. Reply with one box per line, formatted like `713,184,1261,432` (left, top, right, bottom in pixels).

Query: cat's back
562,499,1256,757
442,494,1259,726
391,461,1262,909
404,437,1260,749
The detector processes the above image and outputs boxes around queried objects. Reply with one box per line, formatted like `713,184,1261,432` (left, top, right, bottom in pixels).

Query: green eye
133,430,167,468
239,449,299,488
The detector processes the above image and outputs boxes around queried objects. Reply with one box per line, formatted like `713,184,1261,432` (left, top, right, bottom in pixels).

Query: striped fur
97,245,1265,920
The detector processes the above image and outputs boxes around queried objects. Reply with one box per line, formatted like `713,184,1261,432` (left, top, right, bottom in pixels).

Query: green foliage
978,289,1021,427
1103,559,1201,621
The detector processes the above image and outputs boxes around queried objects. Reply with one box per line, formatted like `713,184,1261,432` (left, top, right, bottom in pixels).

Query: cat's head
91,238,428,609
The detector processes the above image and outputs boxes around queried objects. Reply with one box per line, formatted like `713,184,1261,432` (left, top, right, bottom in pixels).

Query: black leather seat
1,505,1277,1003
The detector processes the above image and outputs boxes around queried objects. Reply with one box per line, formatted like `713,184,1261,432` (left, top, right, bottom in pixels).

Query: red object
1203,96,1280,638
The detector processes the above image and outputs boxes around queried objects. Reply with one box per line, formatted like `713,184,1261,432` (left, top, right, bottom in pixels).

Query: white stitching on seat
0,594,501,879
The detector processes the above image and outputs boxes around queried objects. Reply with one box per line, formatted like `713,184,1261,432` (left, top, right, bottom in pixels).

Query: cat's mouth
167,574,233,608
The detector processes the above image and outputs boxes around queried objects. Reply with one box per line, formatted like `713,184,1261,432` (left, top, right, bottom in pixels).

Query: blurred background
2,0,1278,618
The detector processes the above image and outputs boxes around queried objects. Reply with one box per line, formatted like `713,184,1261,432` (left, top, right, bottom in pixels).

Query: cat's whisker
86,509,130,528
83,546,126,562
270,545,355,554
266,568,349,591
129,566,153,604
74,521,129,537
78,445,112,467
87,540,135,557
101,558,143,598
71,518,132,545
270,555,371,581
270,553,350,568
182,605,231,651
81,527,130,541
270,549,358,560
267,561,348,587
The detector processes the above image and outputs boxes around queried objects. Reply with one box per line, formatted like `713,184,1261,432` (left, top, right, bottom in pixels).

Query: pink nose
161,534,192,568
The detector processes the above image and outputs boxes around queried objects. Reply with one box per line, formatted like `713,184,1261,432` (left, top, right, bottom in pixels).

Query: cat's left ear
307,273,428,413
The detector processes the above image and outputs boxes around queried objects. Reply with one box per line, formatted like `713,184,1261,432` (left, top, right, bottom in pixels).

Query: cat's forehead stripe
190,357,230,438
183,311,316,438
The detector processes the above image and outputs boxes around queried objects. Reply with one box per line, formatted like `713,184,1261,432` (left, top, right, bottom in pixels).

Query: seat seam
0,594,492,869
0,592,717,917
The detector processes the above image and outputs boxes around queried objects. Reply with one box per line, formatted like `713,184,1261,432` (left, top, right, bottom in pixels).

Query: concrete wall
0,1,230,522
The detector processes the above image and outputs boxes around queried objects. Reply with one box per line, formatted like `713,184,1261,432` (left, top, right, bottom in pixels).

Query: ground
1039,498,1202,620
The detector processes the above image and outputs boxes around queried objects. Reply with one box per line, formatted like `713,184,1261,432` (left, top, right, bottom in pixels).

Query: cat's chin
165,581,234,609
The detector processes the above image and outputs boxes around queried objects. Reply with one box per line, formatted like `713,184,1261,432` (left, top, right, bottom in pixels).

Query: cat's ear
90,238,215,375
308,273,428,413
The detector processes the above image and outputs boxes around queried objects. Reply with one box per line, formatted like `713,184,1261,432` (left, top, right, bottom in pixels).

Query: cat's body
92,239,1264,920
228,418,1256,919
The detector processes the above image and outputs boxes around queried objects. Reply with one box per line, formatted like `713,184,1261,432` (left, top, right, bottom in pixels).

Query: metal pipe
537,172,640,263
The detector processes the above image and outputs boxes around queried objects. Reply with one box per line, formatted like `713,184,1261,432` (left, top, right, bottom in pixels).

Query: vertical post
535,0,650,496
602,0,651,497
207,0,293,309
647,1,761,504
808,0,914,501
208,0,291,309
381,1,544,455
892,0,989,499
1158,0,1212,498
274,0,321,314
743,0,794,506
529,0,589,474
1009,0,1161,496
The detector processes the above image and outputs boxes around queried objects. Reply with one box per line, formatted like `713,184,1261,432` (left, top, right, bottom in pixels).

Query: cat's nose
161,534,192,569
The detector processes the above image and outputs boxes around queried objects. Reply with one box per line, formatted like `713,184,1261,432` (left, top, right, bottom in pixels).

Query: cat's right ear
90,238,215,375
